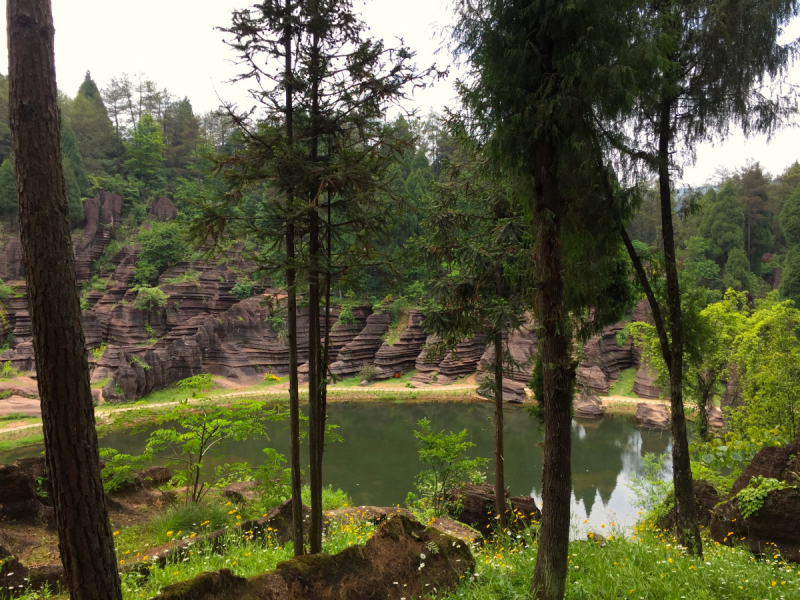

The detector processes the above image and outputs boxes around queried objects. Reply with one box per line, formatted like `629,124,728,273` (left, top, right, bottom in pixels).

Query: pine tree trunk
493,330,506,530
283,0,304,557
307,26,323,554
657,98,703,557
7,1,122,598
530,140,573,600
286,224,304,555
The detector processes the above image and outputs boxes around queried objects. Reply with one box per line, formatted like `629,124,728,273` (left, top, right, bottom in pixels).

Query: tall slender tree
616,0,799,555
422,148,533,529
199,0,432,554
452,1,637,597
7,0,122,598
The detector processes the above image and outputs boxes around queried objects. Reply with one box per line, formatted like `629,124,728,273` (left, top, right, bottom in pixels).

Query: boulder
373,311,427,379
449,483,541,535
634,402,670,429
0,462,32,504
709,438,800,560
574,393,606,419
478,376,529,403
329,312,391,378
661,480,720,529
576,364,610,395
157,514,474,600
222,481,257,504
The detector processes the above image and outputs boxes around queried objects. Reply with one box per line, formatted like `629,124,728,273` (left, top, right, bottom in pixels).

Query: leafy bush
356,362,377,382
92,343,108,361
736,476,791,519
132,286,168,314
0,279,13,303
231,278,254,299
301,484,352,511
133,221,189,284
164,270,201,285
689,427,788,473
0,360,17,380
337,304,356,325
407,418,488,517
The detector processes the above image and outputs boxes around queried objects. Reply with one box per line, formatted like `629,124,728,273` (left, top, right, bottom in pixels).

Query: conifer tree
700,182,745,266
452,1,638,596
64,72,119,175
780,185,800,305
198,0,431,555
617,0,798,556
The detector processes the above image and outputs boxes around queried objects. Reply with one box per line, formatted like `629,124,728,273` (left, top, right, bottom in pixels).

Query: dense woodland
2,1,800,600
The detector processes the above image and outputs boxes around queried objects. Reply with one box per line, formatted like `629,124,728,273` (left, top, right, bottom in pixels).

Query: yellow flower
167,530,174,536
119,560,125,565
113,531,120,536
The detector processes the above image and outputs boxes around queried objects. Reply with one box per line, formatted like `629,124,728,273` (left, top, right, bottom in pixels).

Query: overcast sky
1,0,798,187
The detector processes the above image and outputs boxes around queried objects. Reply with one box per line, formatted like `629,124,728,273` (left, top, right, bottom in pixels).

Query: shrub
133,221,189,284
407,418,488,517
231,278,254,299
736,476,792,519
356,362,377,382
132,286,168,314
0,360,17,380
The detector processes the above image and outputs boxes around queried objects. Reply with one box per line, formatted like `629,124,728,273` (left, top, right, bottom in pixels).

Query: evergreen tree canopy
124,112,166,189
781,183,800,248
700,182,745,265
722,247,753,292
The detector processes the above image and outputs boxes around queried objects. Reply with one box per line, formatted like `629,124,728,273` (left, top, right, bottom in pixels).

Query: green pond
2,401,672,533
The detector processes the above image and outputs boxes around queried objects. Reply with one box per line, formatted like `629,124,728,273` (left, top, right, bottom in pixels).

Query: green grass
0,411,35,421
608,367,638,398
0,433,44,452
301,484,352,511
441,522,800,600
92,377,111,390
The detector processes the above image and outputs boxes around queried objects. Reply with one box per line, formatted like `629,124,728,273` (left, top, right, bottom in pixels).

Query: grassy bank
12,506,799,600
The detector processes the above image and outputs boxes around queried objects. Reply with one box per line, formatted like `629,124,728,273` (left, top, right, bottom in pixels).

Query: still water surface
4,402,672,532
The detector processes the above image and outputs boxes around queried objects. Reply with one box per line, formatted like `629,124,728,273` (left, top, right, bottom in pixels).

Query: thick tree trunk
530,140,574,600
657,99,703,557
7,1,122,598
493,330,506,530
283,0,304,557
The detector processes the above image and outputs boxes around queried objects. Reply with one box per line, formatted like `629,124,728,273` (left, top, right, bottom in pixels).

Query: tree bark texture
7,1,122,598
657,98,703,556
493,331,506,529
530,140,574,600
283,0,304,556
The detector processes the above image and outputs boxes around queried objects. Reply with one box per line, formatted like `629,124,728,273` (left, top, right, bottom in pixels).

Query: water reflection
1,401,672,533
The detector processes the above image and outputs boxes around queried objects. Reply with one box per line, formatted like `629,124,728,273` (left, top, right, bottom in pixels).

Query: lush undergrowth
16,501,800,600
446,521,800,600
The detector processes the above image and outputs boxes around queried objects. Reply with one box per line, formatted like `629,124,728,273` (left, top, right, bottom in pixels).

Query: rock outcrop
574,393,606,419
101,296,308,401
436,335,486,384
74,191,123,283
411,335,444,385
710,437,800,561
632,361,661,399
661,480,720,529
0,235,24,278
634,402,670,429
329,312,390,378
373,311,427,379
152,197,178,221
476,320,537,403
156,515,474,600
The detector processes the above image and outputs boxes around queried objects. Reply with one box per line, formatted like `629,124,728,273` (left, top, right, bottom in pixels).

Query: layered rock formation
101,296,308,402
373,311,427,379
74,191,123,283
634,402,670,429
329,312,390,378
476,320,537,402
632,361,661,399
151,197,178,221
436,335,486,384
410,335,444,385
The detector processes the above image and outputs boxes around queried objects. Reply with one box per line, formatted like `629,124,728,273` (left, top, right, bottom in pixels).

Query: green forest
1,1,800,600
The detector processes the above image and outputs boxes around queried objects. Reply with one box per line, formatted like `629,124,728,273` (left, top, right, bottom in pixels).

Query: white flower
420,553,426,559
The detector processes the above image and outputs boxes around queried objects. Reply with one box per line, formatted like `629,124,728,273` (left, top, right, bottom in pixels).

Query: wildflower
167,531,174,536
113,531,120,536
119,560,125,565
